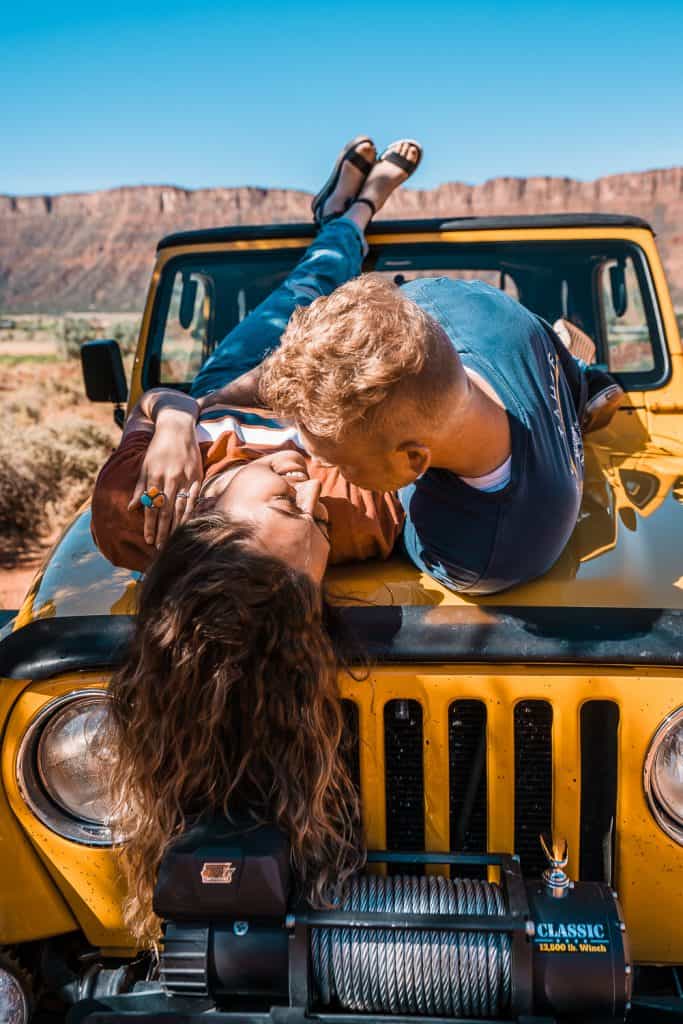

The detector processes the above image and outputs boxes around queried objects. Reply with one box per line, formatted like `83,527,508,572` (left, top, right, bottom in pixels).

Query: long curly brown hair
108,512,363,944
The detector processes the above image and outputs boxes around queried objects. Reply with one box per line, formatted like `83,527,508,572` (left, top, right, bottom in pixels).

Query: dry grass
0,333,120,572
0,418,115,545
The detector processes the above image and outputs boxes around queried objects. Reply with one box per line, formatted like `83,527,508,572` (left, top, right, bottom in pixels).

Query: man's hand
128,400,203,550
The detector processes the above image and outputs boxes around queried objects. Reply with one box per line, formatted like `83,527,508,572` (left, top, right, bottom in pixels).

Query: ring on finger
141,487,166,509
176,490,191,501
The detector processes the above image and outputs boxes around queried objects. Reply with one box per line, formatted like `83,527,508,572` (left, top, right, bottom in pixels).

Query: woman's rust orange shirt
91,407,404,573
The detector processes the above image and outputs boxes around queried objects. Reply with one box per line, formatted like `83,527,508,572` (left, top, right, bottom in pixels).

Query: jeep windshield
145,238,667,394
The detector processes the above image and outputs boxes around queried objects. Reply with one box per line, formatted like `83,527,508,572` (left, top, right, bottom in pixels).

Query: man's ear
397,441,431,480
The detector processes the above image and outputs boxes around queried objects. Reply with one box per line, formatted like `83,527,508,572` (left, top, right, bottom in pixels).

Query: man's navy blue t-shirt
398,278,584,595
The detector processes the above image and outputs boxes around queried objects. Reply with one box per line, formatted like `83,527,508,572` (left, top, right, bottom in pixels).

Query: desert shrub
56,316,140,359
46,418,115,517
0,419,114,551
110,320,140,357
6,394,42,423
5,375,85,424
0,437,48,541
57,317,96,359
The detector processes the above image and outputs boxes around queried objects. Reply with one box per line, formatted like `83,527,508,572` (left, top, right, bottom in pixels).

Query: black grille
384,699,424,873
341,699,361,797
514,700,553,877
449,700,487,878
580,700,619,883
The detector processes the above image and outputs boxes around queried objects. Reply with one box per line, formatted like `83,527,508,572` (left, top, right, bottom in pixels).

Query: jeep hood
12,437,683,627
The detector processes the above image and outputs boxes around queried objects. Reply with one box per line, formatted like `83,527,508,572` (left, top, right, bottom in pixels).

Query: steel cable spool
153,826,631,1020
311,874,511,1018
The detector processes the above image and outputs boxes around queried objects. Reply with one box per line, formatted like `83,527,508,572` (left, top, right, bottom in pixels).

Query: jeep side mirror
81,339,128,429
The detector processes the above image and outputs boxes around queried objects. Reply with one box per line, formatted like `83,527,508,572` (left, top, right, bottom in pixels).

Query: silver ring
176,490,190,500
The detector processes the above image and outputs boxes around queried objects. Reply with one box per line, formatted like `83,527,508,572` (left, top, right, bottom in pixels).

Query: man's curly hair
260,274,452,442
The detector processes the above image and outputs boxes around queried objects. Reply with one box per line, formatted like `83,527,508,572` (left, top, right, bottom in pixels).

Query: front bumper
69,989,683,1024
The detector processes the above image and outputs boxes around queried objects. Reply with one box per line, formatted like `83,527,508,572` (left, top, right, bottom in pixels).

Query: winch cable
311,874,511,1018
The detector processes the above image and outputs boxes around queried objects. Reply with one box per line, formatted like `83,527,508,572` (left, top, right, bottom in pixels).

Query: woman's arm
123,387,199,436
125,388,204,549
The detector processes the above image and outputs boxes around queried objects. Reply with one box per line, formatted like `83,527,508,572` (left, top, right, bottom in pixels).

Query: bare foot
321,139,377,220
345,140,422,231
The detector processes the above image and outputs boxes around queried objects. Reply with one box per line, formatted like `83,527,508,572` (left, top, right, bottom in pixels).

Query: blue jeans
190,218,365,398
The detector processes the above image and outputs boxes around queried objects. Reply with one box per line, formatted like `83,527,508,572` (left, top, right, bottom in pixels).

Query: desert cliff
1,167,682,312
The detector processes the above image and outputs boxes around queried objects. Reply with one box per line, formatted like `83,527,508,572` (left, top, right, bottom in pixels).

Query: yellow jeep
1,214,682,1023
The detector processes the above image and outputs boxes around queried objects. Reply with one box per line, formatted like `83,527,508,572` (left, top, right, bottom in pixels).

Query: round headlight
644,706,683,845
16,690,115,845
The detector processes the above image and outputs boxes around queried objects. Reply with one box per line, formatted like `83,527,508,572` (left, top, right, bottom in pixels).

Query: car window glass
599,256,655,373
159,272,209,384
147,240,665,392
148,252,296,389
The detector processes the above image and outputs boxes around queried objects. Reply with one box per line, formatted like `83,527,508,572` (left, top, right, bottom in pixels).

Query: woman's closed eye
314,517,331,540
271,494,330,540
272,493,299,512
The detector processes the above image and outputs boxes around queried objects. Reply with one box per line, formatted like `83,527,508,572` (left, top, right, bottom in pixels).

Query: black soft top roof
158,213,653,251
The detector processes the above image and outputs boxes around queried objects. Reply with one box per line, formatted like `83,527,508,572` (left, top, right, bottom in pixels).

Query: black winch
151,819,631,1021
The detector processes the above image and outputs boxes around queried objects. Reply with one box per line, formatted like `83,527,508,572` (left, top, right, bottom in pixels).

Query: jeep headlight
16,690,115,846
644,706,683,845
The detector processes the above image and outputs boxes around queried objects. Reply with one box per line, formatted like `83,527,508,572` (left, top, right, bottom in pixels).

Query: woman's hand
129,406,203,550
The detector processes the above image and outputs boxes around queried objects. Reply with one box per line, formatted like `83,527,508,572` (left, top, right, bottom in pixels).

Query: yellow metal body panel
341,666,683,963
15,429,683,624
0,677,77,942
3,668,681,962
2,677,131,948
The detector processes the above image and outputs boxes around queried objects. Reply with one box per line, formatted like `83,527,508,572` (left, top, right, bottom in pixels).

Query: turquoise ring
141,487,166,510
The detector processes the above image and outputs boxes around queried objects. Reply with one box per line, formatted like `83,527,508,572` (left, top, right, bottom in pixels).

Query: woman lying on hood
99,135,423,942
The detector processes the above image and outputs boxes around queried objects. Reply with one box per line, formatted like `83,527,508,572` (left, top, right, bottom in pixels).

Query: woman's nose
295,477,323,515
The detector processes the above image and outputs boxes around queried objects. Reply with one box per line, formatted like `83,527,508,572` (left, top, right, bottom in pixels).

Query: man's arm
196,366,264,413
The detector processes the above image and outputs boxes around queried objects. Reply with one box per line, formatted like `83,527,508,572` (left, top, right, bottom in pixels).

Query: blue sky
2,0,682,196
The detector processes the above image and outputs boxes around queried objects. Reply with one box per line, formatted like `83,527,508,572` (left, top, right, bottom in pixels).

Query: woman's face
201,450,331,583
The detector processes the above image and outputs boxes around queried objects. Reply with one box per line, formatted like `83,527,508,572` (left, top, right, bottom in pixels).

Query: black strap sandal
311,136,376,226
348,196,376,217
349,142,422,222
378,139,423,176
